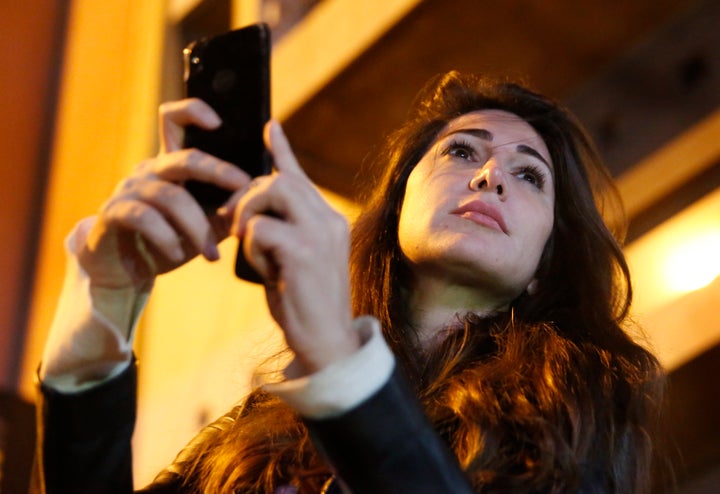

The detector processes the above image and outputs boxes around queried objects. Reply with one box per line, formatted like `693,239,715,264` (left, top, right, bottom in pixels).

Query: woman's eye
451,147,470,159
515,166,546,189
442,140,476,161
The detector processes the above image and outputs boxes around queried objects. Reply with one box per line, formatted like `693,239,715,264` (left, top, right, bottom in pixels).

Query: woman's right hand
78,98,251,289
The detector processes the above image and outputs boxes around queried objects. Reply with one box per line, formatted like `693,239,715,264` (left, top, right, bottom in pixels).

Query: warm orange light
626,188,720,316
664,231,720,293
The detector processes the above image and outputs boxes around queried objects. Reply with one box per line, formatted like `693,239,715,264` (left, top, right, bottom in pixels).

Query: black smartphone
183,23,271,283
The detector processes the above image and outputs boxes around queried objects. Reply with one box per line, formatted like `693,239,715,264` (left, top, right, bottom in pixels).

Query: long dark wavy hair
176,72,666,493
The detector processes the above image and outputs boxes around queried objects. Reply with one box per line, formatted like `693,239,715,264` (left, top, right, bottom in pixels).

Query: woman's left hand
226,121,360,374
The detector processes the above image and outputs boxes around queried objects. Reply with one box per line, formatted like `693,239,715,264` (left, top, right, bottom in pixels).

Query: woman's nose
469,162,507,199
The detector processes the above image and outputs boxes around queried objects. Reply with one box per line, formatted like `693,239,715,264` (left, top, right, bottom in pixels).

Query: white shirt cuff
265,316,395,420
40,217,150,392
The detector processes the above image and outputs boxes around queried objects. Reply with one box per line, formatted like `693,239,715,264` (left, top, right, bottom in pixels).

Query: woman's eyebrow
444,128,493,141
517,144,552,171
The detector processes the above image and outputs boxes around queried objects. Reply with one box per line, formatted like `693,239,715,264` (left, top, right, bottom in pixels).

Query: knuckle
180,148,197,161
143,179,180,204
134,159,152,173
183,148,208,168
125,201,151,224
103,199,148,228
158,101,173,118
186,97,204,111
327,210,349,233
99,196,119,215
158,183,184,202
114,176,139,194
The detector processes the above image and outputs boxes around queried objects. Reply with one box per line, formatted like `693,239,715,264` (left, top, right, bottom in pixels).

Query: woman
34,72,666,493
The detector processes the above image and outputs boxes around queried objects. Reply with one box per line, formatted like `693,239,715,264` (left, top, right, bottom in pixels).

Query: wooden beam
567,0,720,178
617,109,720,220
271,0,421,121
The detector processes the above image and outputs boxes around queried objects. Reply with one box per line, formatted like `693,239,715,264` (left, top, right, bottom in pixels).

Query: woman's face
398,109,555,302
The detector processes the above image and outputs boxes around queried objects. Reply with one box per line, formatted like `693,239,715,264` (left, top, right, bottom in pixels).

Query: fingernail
207,111,222,128
203,240,220,261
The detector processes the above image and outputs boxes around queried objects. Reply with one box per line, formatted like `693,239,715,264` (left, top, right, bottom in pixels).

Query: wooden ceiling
280,0,715,202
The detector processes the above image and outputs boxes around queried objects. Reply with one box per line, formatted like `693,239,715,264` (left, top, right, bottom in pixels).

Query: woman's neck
406,273,509,347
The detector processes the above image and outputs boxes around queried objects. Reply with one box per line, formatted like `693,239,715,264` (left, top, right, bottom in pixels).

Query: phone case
183,24,272,283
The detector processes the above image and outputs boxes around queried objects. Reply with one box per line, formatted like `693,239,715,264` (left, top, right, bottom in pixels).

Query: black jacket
33,362,475,493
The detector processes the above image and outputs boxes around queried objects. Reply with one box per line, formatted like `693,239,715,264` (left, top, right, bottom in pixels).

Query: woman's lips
451,201,508,234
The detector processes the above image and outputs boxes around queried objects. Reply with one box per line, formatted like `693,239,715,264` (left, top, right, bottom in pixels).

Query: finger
108,180,219,261
159,99,221,153
216,176,258,219
147,149,250,192
264,120,306,177
134,180,221,260
208,210,234,240
231,173,331,239
231,173,315,230
104,199,187,263
230,175,277,236
242,214,288,282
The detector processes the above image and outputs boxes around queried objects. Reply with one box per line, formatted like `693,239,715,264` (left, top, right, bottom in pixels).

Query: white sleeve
39,217,151,393
265,316,396,420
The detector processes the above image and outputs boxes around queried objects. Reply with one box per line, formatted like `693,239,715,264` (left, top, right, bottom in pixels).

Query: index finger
264,120,307,178
167,149,249,182
160,99,222,153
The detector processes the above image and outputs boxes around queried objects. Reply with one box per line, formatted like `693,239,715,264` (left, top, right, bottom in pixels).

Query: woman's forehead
443,110,536,137
438,109,552,164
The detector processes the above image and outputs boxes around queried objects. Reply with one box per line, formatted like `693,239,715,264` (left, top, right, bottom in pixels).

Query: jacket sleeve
32,362,138,494
303,366,476,494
